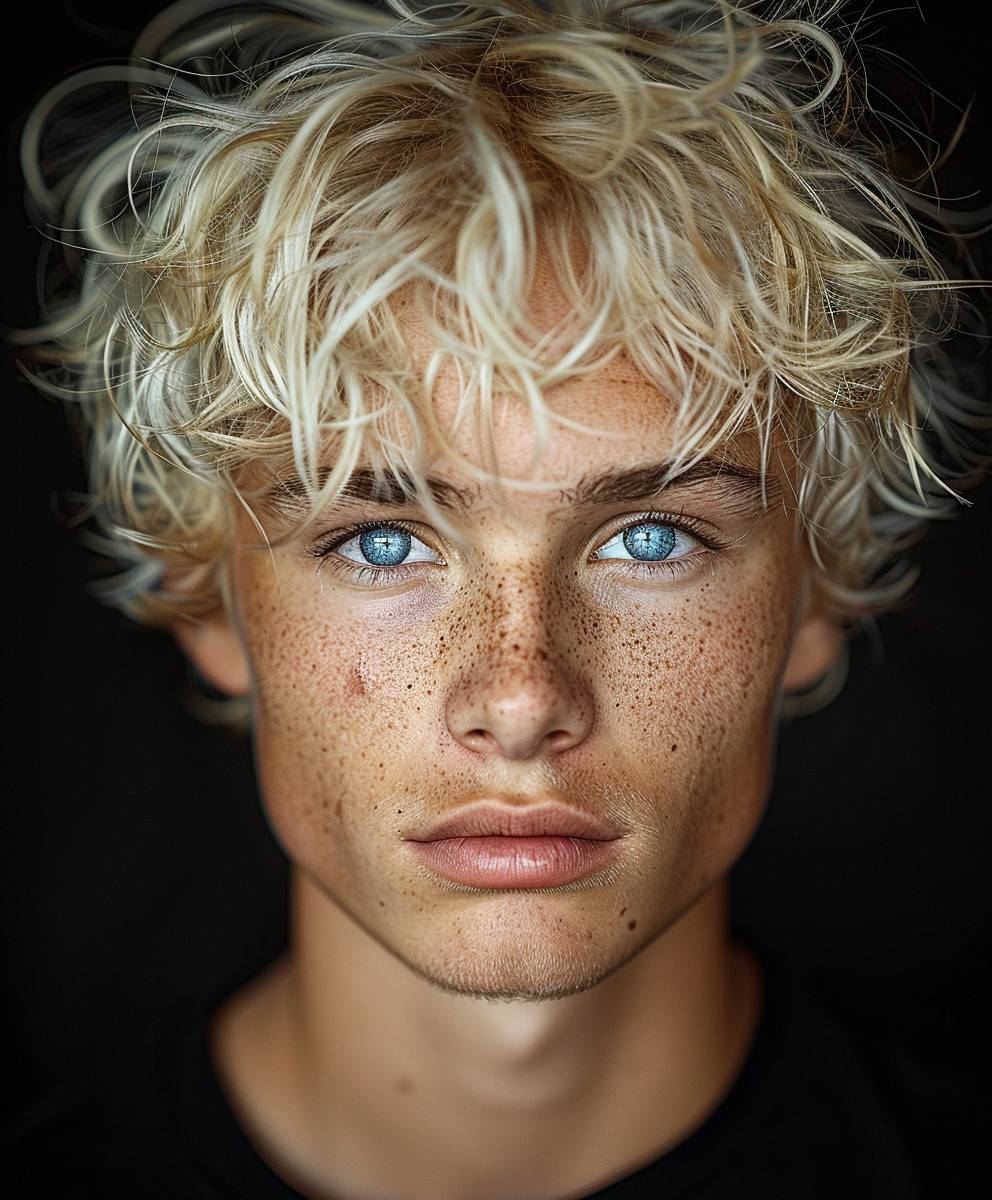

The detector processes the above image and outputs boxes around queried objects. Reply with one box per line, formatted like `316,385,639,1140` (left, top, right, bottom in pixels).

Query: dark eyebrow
264,456,776,518
264,467,479,516
560,457,777,509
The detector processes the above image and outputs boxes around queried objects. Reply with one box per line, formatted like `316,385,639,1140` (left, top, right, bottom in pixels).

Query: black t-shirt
2,945,987,1198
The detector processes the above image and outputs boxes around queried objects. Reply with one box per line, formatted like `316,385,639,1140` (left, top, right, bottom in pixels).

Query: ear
173,609,252,698
781,585,845,692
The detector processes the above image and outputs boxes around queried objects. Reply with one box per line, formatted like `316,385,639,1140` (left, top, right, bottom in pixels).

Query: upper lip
407,801,623,842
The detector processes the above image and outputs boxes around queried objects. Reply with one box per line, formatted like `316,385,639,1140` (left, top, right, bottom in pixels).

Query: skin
175,265,842,1200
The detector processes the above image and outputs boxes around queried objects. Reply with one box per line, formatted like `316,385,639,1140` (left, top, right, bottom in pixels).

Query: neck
211,872,763,1200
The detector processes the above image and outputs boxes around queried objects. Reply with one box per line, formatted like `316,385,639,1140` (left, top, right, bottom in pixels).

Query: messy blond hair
7,0,991,716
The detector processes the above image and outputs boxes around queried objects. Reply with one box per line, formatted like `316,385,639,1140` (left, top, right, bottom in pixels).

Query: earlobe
173,612,252,698
782,610,845,693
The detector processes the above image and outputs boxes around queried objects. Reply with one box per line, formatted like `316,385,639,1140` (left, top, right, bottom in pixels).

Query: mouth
403,799,625,888
406,799,624,842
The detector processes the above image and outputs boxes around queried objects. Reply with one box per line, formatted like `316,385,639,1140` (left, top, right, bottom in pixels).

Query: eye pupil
359,526,412,566
622,523,676,561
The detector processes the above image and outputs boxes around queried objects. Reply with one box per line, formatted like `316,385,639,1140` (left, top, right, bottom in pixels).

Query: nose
445,597,594,761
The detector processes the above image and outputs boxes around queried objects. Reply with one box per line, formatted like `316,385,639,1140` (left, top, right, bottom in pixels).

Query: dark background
5,1,991,1120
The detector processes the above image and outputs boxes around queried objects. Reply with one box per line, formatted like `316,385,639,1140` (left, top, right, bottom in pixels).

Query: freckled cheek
597,585,788,721
589,573,794,845
239,582,434,721
236,588,440,871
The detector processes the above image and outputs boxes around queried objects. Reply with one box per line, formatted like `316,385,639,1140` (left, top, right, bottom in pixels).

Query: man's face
208,328,820,1002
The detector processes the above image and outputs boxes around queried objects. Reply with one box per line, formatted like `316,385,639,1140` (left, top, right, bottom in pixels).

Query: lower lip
405,836,622,888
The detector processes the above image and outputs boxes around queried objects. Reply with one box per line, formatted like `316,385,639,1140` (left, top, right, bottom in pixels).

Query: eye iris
622,522,677,561
358,526,412,566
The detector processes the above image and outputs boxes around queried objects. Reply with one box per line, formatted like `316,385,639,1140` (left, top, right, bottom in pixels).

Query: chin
398,930,643,1004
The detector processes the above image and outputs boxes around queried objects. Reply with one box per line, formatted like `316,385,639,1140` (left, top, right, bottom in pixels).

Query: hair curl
7,0,992,723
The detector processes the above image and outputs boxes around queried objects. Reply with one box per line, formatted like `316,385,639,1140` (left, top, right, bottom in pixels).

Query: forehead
251,244,776,519
255,367,769,534
388,278,755,491
439,359,693,486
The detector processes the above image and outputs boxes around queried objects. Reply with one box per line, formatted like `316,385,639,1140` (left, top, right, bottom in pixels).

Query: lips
406,800,623,843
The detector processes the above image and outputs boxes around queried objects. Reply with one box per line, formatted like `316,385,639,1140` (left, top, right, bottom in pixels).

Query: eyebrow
264,456,777,517
265,467,478,516
561,458,777,510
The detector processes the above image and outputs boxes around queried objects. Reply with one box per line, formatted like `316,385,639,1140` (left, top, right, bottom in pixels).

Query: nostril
543,729,576,752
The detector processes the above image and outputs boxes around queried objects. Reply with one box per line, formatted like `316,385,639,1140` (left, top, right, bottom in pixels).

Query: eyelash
307,512,729,586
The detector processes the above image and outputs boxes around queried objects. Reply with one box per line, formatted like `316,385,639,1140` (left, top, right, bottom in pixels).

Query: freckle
395,1077,416,1096
619,907,626,916
627,920,637,930
335,799,342,817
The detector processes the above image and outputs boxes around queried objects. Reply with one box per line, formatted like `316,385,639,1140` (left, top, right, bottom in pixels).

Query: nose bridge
445,563,594,761
480,553,580,684
490,562,559,661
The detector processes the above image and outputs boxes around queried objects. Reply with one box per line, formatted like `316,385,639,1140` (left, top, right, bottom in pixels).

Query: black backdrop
5,0,991,1120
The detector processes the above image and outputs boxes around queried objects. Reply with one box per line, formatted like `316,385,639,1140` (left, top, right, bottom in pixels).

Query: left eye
335,524,440,568
592,521,697,562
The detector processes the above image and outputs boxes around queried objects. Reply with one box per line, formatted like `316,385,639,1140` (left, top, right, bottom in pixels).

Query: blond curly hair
7,0,991,721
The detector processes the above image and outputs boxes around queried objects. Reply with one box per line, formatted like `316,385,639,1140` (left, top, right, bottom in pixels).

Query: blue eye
359,526,410,566
316,516,712,582
593,521,695,563
335,524,439,568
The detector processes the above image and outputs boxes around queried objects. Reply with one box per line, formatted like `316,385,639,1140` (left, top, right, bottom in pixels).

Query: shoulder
771,957,989,1195
798,964,989,1109
0,1007,214,1199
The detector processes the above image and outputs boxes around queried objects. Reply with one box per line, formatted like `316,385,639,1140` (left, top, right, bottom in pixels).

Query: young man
4,1,989,1196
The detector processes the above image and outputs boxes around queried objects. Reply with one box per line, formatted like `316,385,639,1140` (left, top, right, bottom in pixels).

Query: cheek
235,572,442,871
588,557,797,881
581,556,794,732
